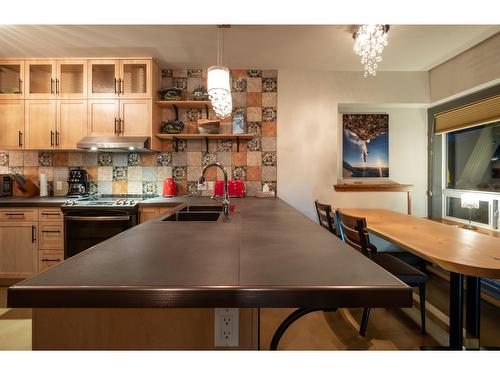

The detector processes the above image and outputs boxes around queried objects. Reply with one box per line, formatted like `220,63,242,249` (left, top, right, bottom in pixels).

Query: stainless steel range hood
77,136,152,152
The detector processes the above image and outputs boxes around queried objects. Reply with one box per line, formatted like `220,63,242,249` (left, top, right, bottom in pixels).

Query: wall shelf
155,100,212,120
156,133,254,152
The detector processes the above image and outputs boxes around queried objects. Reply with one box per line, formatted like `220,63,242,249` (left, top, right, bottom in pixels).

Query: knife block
12,179,40,198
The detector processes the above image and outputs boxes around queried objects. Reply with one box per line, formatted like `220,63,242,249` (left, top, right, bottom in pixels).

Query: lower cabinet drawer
38,224,64,250
38,250,64,273
39,208,63,222
0,208,38,221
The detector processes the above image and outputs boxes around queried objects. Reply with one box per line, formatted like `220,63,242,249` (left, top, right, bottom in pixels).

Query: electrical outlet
214,308,239,347
56,181,63,190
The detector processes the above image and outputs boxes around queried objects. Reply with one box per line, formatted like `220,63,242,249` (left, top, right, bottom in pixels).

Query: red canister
162,177,177,196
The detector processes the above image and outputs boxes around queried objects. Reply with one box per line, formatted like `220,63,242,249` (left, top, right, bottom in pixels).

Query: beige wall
430,32,500,102
276,70,430,221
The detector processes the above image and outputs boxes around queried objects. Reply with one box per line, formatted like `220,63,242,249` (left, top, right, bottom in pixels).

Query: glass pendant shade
207,66,232,119
353,24,390,77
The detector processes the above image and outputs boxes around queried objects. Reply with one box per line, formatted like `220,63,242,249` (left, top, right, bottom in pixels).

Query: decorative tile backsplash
0,69,277,197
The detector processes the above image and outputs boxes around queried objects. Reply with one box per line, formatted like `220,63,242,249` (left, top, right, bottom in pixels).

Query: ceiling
0,25,498,71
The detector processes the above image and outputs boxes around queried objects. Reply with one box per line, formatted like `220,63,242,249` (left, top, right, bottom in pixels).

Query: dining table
338,208,500,350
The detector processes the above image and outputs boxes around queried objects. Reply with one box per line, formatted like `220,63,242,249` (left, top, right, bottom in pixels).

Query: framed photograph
342,113,389,178
232,113,246,134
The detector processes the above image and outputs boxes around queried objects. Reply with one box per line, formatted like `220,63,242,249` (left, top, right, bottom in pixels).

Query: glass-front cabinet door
57,60,87,98
25,60,56,99
120,59,151,98
0,61,25,99
88,60,120,98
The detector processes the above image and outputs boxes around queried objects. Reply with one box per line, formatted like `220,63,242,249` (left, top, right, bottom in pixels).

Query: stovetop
62,194,158,208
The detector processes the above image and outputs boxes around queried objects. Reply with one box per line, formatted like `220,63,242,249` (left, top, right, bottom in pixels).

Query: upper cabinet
25,60,56,99
56,60,87,98
88,59,151,98
0,61,25,99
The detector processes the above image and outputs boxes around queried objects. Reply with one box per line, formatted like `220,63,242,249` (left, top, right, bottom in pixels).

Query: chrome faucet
198,162,230,217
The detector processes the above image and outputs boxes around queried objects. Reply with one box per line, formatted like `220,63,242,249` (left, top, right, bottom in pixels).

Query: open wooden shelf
156,133,254,152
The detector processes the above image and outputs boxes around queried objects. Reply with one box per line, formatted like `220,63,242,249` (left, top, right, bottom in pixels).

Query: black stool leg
449,272,464,350
419,284,426,334
359,308,370,336
465,276,481,338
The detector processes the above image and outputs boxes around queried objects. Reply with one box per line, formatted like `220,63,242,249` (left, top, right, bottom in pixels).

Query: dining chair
335,210,427,336
314,200,340,238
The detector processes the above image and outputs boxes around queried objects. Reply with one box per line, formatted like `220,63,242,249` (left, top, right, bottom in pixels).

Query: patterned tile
53,167,69,182
82,152,98,167
246,181,261,196
0,152,8,166
232,166,247,181
262,70,277,78
8,151,23,166
247,136,262,151
262,122,277,137
232,152,247,166
112,181,128,194
187,152,202,166
201,152,216,167
142,181,158,195
0,166,8,174
187,69,203,78
247,151,262,166
38,152,53,167
142,167,157,181
247,122,261,135
216,139,232,152
97,152,113,166
216,152,231,167
247,92,261,107
247,107,262,122
127,181,142,194
157,166,173,181
156,152,172,166
187,108,202,121
173,166,187,182
142,153,157,167
173,77,187,90
247,166,262,181
232,78,247,92
262,77,277,92
247,77,262,92
186,140,202,152
172,69,187,78
53,152,68,167
23,151,38,167
176,139,187,151
231,92,247,108
262,152,277,166
262,166,277,180
68,152,84,167
187,165,202,181
187,181,201,195
262,92,277,107
128,152,143,166
262,137,277,152
112,166,128,181
172,151,187,166
262,107,277,122
247,70,262,78
98,181,112,195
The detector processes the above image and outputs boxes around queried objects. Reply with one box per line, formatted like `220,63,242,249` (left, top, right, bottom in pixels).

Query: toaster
214,180,246,197
0,174,12,197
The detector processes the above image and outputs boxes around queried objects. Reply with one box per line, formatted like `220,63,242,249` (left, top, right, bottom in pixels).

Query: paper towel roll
39,173,48,197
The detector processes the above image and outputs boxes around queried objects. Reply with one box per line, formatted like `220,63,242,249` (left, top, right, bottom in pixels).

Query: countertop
0,196,71,207
8,198,412,309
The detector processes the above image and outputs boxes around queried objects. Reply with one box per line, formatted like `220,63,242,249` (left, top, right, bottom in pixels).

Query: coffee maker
67,168,91,197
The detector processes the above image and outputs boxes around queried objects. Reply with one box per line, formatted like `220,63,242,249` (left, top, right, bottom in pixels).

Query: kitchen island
8,197,412,350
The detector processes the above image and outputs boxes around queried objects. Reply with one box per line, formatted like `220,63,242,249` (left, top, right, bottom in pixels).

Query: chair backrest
314,200,337,236
335,210,374,257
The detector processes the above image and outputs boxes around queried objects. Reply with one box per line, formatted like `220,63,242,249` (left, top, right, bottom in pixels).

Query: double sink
162,205,226,222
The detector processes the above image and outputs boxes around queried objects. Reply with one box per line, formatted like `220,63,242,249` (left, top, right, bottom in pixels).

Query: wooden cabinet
25,60,57,99
0,60,25,99
139,206,176,223
38,223,64,250
38,208,63,222
56,99,88,149
0,99,25,149
25,99,57,149
87,99,120,136
0,208,38,221
0,221,37,278
56,60,87,98
38,250,64,272
119,99,152,136
88,59,151,98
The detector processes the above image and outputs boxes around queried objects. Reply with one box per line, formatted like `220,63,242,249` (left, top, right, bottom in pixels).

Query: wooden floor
1,274,499,350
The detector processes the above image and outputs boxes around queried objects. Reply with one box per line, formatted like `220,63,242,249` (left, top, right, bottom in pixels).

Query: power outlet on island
214,308,239,347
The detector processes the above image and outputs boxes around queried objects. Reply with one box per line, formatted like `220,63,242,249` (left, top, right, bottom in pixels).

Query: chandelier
207,26,232,119
353,25,390,77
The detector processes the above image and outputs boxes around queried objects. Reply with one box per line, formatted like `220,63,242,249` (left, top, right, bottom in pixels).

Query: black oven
64,209,137,259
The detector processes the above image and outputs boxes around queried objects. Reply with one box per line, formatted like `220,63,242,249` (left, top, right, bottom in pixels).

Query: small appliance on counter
214,180,245,197
0,174,12,197
11,173,40,198
67,168,90,197
162,177,177,196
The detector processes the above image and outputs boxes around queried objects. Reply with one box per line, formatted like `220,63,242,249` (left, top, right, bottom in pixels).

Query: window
446,121,500,192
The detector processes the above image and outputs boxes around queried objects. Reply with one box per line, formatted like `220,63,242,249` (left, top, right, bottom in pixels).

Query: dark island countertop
8,198,412,309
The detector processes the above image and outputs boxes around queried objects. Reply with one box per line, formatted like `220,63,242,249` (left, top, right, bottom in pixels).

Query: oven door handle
65,216,131,221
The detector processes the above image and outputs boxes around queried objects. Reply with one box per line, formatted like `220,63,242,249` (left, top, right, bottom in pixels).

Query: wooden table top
339,209,500,278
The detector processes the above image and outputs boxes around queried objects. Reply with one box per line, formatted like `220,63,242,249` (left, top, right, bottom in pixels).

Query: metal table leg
270,308,324,350
449,272,464,350
465,276,481,338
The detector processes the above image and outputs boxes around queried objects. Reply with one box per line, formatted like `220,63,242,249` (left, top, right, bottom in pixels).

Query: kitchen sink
181,205,224,212
163,211,222,222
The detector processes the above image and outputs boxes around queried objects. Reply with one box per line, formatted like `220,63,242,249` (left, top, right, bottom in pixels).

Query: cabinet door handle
18,131,23,147
119,118,123,134
120,78,124,95
56,79,60,95
114,78,118,94
55,131,60,146
42,212,61,216
5,213,25,218
50,79,55,94
41,230,61,233
50,131,54,146
18,78,23,94
32,225,36,243
41,259,61,262
114,118,118,134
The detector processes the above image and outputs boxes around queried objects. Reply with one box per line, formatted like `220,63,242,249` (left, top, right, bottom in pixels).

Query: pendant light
207,25,232,119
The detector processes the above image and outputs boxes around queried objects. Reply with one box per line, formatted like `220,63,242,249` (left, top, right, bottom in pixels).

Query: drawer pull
42,212,61,216
41,259,61,262
32,225,36,243
5,213,25,217
41,230,61,233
